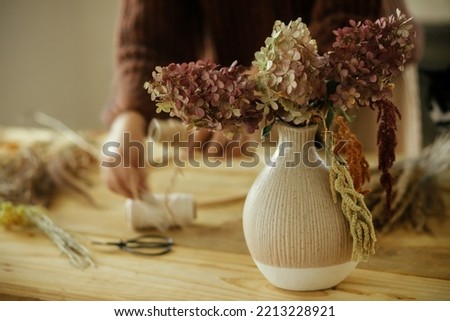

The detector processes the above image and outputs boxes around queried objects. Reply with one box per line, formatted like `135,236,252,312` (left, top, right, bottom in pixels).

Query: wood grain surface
1,127,449,300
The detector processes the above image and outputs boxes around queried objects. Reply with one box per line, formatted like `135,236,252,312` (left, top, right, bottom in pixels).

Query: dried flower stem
0,202,95,269
366,132,450,231
329,158,376,262
34,111,99,160
376,99,401,216
334,116,370,193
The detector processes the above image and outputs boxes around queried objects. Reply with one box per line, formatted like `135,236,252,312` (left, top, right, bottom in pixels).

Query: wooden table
1,127,449,300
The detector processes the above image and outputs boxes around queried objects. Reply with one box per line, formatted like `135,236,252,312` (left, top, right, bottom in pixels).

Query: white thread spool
148,118,188,143
125,193,196,231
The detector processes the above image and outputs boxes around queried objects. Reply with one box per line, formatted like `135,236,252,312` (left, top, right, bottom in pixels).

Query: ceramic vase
243,123,356,291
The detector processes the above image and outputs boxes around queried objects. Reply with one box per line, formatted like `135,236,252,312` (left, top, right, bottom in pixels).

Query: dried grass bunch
366,132,450,231
0,139,95,207
0,126,98,269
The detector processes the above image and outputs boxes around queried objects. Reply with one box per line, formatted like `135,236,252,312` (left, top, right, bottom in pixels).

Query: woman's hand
101,112,262,198
101,111,149,199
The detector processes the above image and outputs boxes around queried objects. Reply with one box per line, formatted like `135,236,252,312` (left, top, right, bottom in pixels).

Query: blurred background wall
0,0,119,129
0,0,449,132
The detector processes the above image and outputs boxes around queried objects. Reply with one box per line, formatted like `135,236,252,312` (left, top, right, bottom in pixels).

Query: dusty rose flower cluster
324,9,415,111
144,10,415,218
145,60,262,137
145,10,415,135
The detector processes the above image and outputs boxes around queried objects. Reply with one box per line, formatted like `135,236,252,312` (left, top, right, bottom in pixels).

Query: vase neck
277,123,318,146
274,123,321,166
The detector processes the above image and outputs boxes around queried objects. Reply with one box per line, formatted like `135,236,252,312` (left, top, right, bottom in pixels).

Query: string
127,119,194,230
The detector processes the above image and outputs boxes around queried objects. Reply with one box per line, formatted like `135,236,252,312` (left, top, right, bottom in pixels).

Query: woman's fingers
101,162,148,199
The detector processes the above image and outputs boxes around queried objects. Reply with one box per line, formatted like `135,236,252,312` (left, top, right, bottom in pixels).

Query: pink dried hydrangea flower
145,10,415,134
144,10,416,218
145,60,263,137
323,9,415,111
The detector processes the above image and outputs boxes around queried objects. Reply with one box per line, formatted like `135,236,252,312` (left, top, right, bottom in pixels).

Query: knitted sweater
101,0,418,129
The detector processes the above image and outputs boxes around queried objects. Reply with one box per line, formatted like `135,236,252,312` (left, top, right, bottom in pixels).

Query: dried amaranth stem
329,158,377,262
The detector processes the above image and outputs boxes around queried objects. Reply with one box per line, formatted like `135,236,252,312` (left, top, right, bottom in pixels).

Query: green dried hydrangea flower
252,18,325,126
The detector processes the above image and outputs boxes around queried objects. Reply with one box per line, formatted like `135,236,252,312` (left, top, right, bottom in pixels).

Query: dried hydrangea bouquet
145,10,415,290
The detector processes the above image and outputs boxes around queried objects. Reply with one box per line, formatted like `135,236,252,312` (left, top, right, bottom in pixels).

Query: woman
101,0,420,198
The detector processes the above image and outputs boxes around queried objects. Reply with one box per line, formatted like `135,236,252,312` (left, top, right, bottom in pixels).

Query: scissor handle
121,234,174,256
92,234,174,256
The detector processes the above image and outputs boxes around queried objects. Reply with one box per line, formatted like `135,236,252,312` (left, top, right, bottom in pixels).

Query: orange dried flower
334,116,370,193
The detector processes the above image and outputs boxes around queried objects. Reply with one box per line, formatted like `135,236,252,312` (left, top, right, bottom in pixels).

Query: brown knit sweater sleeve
101,0,203,128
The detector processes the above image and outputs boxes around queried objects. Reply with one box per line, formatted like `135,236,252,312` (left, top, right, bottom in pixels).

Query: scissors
92,234,174,256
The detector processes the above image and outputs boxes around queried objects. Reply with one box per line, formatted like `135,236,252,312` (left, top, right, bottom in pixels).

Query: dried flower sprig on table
0,115,99,268
0,202,95,269
145,10,415,216
0,139,96,207
0,141,55,206
0,112,99,207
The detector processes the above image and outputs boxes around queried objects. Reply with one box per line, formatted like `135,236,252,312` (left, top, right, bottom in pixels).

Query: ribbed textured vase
243,123,356,291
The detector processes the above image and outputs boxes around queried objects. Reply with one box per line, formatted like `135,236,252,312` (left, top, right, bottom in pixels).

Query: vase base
255,260,357,291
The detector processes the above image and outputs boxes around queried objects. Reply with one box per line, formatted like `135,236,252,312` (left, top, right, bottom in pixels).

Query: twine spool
148,118,188,143
125,193,196,231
